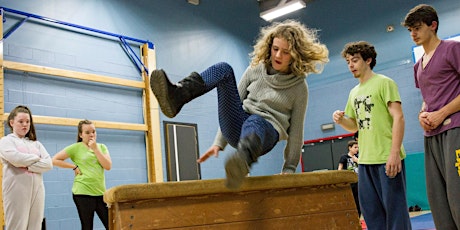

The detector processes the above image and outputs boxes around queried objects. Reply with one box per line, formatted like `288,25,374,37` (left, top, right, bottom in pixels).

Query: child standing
52,119,112,230
337,140,360,217
0,105,53,230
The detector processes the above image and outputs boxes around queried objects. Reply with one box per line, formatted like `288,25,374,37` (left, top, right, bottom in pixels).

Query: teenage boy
332,41,411,229
403,4,460,229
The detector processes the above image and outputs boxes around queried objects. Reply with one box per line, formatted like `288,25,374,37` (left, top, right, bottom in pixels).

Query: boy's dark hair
347,140,358,148
403,4,439,33
341,41,377,70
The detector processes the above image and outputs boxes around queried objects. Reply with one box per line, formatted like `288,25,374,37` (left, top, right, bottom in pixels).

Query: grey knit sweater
213,63,308,173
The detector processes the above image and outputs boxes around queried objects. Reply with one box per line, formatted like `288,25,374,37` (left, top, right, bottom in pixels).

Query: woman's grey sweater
213,63,308,173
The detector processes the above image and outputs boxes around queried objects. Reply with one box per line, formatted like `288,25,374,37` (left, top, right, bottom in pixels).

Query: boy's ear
366,58,372,65
430,21,438,32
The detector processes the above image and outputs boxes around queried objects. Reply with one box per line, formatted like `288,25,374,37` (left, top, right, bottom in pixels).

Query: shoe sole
150,70,177,118
224,154,249,190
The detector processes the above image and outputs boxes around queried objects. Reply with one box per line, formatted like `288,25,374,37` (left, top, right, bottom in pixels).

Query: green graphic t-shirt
65,142,108,195
345,74,406,164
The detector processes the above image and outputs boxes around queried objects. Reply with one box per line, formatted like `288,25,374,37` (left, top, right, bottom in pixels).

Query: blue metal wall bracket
0,7,153,74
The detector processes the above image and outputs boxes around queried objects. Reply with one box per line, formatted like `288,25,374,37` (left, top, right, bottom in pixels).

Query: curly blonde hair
250,20,329,76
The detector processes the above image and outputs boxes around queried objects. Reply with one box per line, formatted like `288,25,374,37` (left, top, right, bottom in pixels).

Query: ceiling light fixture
260,0,306,21
187,0,199,5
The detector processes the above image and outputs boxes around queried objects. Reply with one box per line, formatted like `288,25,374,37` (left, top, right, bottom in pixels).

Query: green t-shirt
65,142,108,196
344,74,406,164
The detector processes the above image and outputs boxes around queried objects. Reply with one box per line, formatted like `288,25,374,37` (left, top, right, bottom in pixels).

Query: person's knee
214,62,233,74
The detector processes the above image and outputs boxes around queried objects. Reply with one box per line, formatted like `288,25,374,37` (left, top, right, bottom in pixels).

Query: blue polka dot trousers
199,62,279,156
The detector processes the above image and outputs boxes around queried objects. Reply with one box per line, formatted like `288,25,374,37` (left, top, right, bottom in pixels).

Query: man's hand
385,153,402,178
425,110,447,130
332,110,345,124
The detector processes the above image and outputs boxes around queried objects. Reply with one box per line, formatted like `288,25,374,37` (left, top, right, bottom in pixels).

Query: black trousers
73,194,109,230
351,182,361,218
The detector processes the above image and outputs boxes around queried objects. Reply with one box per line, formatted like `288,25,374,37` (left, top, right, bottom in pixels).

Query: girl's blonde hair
250,20,329,76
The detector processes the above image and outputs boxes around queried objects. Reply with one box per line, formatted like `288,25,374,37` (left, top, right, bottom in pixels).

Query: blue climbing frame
0,6,153,74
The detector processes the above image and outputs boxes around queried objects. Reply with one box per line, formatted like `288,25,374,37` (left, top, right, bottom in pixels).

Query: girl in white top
0,105,53,230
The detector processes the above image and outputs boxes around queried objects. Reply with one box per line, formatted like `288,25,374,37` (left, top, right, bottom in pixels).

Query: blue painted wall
0,0,459,228
301,0,460,155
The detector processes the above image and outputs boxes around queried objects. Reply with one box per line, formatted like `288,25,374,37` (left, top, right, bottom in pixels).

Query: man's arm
386,101,405,177
332,110,358,133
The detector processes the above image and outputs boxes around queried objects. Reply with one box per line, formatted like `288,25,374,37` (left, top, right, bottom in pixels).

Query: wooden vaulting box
104,170,361,230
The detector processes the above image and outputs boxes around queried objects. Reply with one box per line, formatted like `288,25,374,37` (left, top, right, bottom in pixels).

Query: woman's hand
197,145,221,163
87,138,97,151
74,167,82,176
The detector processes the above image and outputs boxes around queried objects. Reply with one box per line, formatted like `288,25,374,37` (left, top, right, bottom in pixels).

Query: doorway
163,121,201,181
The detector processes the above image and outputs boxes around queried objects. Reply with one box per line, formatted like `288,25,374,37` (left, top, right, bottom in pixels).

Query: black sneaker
224,153,249,190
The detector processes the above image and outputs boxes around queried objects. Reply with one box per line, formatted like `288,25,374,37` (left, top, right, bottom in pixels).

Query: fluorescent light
260,0,306,21
187,0,199,5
